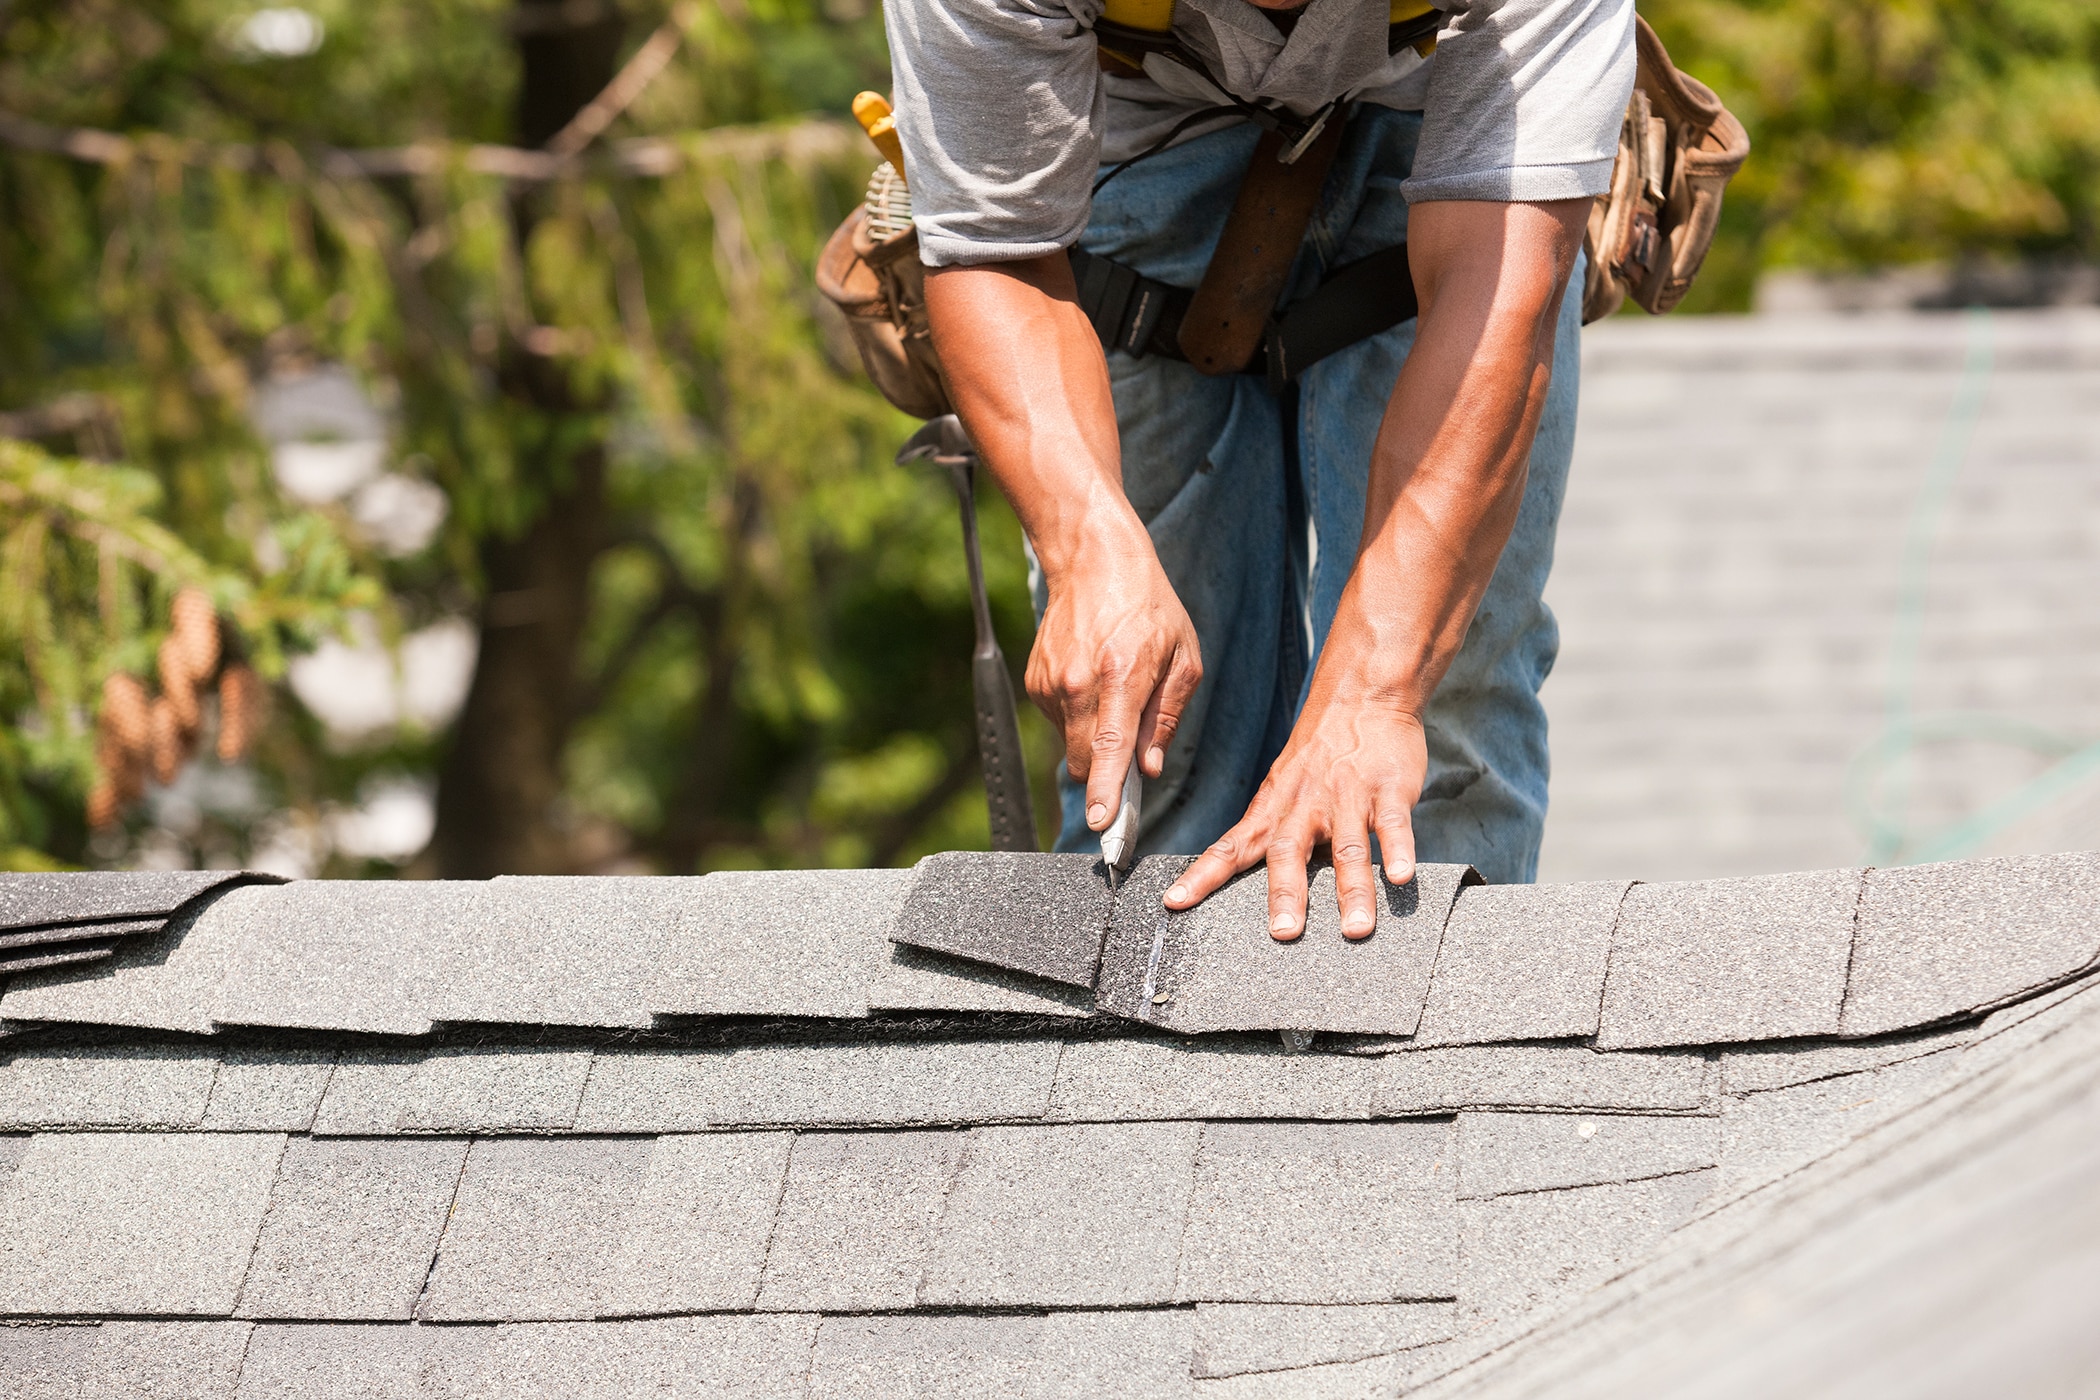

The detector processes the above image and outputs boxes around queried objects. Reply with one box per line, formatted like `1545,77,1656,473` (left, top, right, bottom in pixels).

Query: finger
1373,794,1417,887
1164,804,1271,911
1139,641,1203,778
1331,813,1379,940
1265,832,1313,942
1053,660,1100,784
1083,676,1148,831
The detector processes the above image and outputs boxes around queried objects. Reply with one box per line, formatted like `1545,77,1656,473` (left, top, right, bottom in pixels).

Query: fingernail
1166,884,1187,904
1270,912,1296,933
1087,802,1106,827
1344,909,1373,934
1146,746,1163,770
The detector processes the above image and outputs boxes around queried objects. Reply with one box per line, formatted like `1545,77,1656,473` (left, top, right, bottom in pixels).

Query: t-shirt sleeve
884,0,1106,267
1402,0,1637,204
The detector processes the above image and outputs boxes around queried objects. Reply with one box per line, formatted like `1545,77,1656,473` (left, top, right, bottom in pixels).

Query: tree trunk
426,3,625,878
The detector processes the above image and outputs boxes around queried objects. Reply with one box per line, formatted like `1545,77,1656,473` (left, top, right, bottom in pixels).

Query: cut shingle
1720,1026,1974,1096
864,940,1097,1017
575,1039,1060,1131
757,1129,968,1311
1048,1036,1377,1122
1192,1302,1460,1379
810,1314,1039,1400
201,1048,336,1131
1125,864,1479,1036
311,1047,593,1135
1026,1310,1196,1400
1375,1046,1712,1117
454,1316,822,1400
1176,1120,1459,1303
887,851,1114,990
1455,1111,1721,1199
1595,869,1864,1049
0,891,254,1035
1716,1049,1963,1202
237,1137,468,1321
1094,853,1188,1021
1458,1169,1718,1323
77,1321,253,1399
418,1137,653,1322
1185,1349,1415,1399
0,1045,219,1128
425,875,687,1030
0,1132,285,1315
1413,881,1631,1045
1840,852,2100,1038
918,1121,1201,1307
656,868,906,1019
0,870,274,931
595,1132,794,1316
235,1323,431,1400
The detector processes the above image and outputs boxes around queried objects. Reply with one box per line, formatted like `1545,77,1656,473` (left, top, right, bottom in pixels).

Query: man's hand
924,253,1200,821
1165,196,1590,937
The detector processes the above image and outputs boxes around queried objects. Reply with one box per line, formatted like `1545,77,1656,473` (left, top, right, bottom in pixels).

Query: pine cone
99,672,152,761
169,587,221,680
158,636,201,731
217,665,266,762
149,695,190,785
86,776,121,831
94,731,144,807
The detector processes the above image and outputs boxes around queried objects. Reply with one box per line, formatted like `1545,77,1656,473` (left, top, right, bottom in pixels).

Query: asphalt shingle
1374,1046,1712,1116
0,1319,101,1400
212,881,488,1036
424,876,685,1030
1191,1302,1460,1379
1094,854,1189,1022
657,868,905,1019
1595,869,1864,1049
596,1132,794,1316
575,1039,1061,1131
1720,1026,1973,1095
1456,1111,1720,1200
0,891,254,1035
0,1045,218,1128
442,1316,821,1400
1139,864,1479,1036
917,1121,1201,1307
201,1049,337,1132
0,871,271,931
864,941,1097,1017
0,915,160,951
0,1132,285,1315
757,1129,968,1311
1716,1050,1962,1201
1176,1121,1458,1303
0,940,118,977
235,1322,431,1400
312,1048,592,1135
236,1137,467,1320
1048,1037,1377,1122
1027,1310,1196,1400
887,851,1114,990
1413,881,1631,1045
1458,1168,1718,1323
1840,852,2100,1037
80,1320,253,1399
417,1136,653,1322
810,1314,1037,1400
1188,1352,1413,1399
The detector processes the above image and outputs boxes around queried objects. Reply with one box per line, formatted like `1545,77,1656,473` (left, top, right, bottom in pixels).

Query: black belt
1069,241,1419,392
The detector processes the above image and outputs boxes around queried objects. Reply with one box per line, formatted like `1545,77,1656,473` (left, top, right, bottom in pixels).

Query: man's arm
923,255,1203,829
1161,196,1591,938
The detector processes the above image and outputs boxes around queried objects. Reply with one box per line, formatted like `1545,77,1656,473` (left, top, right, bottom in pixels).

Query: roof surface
1,850,2097,1397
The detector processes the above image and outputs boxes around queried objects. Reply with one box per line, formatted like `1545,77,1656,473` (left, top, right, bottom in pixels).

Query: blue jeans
1036,107,1582,884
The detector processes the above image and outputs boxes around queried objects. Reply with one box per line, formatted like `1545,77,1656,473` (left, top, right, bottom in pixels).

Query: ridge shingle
865,940,1097,1017
0,889,256,1034
1413,881,1631,1045
0,870,276,932
424,875,684,1030
886,851,1115,990
653,868,902,1020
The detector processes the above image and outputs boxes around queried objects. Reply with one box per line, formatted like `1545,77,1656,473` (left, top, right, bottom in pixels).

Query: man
885,0,1635,937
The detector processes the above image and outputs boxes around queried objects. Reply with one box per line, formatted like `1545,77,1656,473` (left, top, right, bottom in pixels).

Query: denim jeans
1034,107,1582,884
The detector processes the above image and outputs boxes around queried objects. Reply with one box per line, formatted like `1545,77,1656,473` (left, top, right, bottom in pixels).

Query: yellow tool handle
851,91,908,186
1102,0,1174,31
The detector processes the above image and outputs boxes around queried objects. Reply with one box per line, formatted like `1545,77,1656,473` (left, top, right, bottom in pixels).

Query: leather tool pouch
1582,16,1750,323
815,205,954,420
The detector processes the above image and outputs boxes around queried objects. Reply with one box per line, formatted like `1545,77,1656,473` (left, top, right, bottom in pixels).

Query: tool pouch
1582,16,1750,323
815,205,954,420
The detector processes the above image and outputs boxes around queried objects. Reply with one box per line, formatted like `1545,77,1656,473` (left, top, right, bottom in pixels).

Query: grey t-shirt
886,0,1638,266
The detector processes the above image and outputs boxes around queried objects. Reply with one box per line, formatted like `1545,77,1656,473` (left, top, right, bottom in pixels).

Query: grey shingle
657,868,906,1019
0,1132,285,1315
0,870,271,931
1456,1111,1721,1199
810,1315,1037,1400
466,1316,822,1400
1125,864,1478,1036
418,1137,652,1321
0,915,161,950
235,1323,430,1399
918,1121,1201,1307
1048,1037,1376,1122
1413,881,1631,1045
212,881,490,1036
887,851,1113,990
0,1045,218,1128
1026,1310,1195,1400
1458,1169,1717,1322
236,1137,467,1320
0,940,117,976
1595,869,1864,1049
312,1048,592,1135
1186,1352,1413,1399
595,1132,793,1316
82,1321,253,1399
576,1039,1060,1131
0,1321,99,1399
424,876,685,1030
865,940,1096,1017
0,892,254,1035
1721,1025,1973,1096
1374,1046,1712,1116
1717,1049,1962,1201
1176,1120,1458,1303
757,1129,967,1310
1191,1301,1460,1379
1840,852,2100,1038
0,1133,26,1182
201,1049,336,1132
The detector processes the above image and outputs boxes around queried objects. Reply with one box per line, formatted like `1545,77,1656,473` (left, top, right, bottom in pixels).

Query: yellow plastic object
1390,0,1440,54
851,90,908,187
1102,0,1174,32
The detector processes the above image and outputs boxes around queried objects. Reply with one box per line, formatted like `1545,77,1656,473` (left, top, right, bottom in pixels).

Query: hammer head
894,413,976,468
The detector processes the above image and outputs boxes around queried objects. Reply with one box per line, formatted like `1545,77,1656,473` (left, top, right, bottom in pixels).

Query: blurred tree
0,0,1056,875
